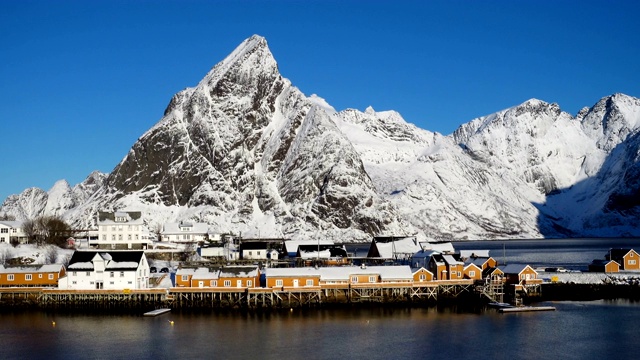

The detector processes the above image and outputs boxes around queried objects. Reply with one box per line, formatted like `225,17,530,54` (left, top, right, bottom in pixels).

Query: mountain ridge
2,35,640,241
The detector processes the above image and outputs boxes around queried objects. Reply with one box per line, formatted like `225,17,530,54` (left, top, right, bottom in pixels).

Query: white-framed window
469,271,476,278
351,276,358,283
26,274,32,281
419,274,426,281
306,279,314,286
48,274,54,280
368,276,376,283
213,280,218,287
224,280,231,287
39,274,43,278
182,275,188,281
629,260,637,265
247,280,253,287
275,279,283,287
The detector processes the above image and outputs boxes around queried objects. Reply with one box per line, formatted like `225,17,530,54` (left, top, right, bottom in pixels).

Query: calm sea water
3,238,640,359
1,300,638,360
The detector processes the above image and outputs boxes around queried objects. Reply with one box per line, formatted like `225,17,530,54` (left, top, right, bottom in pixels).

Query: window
49,274,54,280
224,280,231,287
306,279,314,286
8,274,14,281
128,281,132,284
110,272,114,278
72,281,77,284
102,235,107,241
469,271,476,278
351,276,358,283
120,272,125,277
213,280,218,287
275,279,283,287
128,234,132,240
629,260,637,265
26,274,33,281
110,281,114,285
247,280,253,287
118,234,123,240
72,272,77,276
112,235,116,240
39,274,43,278
90,281,94,285
369,276,376,283
86,272,90,276
1,228,8,233
182,275,188,281
419,274,426,281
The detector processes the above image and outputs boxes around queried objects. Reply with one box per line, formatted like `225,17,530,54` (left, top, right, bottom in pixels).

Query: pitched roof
218,265,259,278
97,211,143,225
67,250,144,271
499,264,534,275
0,264,64,273
459,250,491,259
371,237,421,258
162,221,209,235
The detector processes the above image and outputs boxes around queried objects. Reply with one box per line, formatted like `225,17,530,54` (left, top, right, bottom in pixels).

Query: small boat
143,308,171,317
487,302,514,309
499,306,556,313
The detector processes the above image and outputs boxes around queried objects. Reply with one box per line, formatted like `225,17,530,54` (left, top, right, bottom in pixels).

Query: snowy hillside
2,35,640,241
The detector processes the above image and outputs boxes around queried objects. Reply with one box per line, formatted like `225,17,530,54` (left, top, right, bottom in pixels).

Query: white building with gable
94,211,151,250
58,250,150,290
161,221,209,243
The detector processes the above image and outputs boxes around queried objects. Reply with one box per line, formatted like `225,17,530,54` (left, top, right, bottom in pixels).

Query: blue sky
1,0,639,203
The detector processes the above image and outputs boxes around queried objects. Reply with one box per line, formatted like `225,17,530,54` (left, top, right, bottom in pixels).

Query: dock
143,308,171,316
499,306,556,313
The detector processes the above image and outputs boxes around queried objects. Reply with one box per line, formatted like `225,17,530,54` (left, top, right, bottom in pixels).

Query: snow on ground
541,271,640,284
0,242,74,265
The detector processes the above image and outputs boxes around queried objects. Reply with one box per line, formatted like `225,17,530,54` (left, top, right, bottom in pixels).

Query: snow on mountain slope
2,35,640,241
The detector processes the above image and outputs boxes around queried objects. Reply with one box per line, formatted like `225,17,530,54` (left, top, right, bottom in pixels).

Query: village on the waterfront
2,210,640,312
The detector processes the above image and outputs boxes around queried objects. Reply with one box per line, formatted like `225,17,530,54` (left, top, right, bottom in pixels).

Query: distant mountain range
2,35,640,242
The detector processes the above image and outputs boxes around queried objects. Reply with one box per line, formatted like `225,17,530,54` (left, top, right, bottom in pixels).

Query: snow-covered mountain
2,35,640,241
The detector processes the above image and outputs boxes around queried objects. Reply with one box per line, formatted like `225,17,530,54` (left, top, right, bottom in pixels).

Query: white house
58,250,150,290
0,221,28,244
161,221,209,243
94,211,151,250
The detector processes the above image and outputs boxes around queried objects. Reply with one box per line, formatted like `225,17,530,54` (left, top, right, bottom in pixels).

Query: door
293,279,299,288
96,281,103,289
237,280,242,287
198,281,204,288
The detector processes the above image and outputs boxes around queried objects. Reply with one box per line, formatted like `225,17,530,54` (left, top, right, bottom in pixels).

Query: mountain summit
3,35,640,240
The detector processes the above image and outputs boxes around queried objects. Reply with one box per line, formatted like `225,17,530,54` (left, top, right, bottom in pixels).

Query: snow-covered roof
266,266,413,281
500,264,535,275
0,264,64,273
97,211,143,225
219,265,259,278
459,250,491,259
162,221,209,235
373,238,421,258
421,242,455,254
266,267,322,278
0,220,23,228
442,255,463,266
67,250,144,271
284,240,334,254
